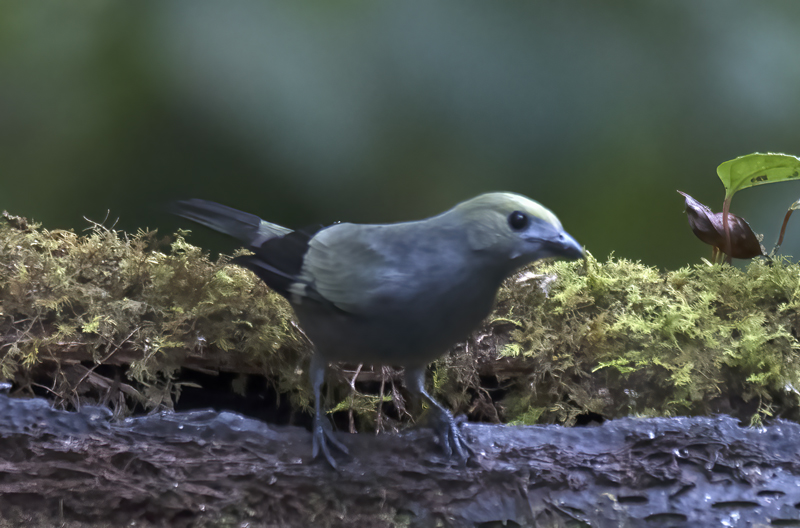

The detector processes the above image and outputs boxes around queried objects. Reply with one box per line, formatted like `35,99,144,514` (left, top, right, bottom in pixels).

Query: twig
73,325,141,399
347,364,363,434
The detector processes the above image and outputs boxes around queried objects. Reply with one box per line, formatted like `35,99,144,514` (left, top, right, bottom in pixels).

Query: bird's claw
431,409,472,462
312,415,349,469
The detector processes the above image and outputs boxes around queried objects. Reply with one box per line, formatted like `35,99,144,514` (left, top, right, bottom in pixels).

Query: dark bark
1,394,800,527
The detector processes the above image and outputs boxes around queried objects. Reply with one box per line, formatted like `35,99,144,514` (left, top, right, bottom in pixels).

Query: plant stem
722,196,732,264
773,209,794,255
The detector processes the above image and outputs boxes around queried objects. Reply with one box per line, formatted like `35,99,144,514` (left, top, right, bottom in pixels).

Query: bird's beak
548,230,584,260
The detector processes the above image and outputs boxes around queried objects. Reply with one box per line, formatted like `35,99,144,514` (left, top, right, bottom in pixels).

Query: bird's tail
171,198,292,246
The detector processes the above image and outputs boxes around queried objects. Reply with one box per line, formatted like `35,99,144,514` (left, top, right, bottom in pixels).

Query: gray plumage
174,192,583,467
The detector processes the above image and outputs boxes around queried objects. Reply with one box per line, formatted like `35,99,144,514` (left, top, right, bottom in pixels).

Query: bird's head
453,192,584,267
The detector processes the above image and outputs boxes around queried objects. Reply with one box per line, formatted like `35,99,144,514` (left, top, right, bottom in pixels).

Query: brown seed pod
678,191,763,259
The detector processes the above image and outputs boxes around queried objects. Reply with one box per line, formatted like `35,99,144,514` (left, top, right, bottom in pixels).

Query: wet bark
1,394,800,527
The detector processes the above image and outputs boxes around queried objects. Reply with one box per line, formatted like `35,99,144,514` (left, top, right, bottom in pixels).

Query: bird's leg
405,366,470,461
310,353,349,468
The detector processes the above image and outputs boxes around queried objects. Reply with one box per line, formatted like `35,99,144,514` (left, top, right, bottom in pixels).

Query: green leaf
717,152,800,199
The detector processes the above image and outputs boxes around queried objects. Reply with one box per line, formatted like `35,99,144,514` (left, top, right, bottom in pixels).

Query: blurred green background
3,1,800,269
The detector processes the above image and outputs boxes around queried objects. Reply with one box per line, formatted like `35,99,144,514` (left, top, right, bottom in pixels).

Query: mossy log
4,211,800,525
3,211,800,428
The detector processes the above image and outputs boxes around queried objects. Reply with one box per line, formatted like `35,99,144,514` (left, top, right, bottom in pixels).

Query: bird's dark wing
172,199,326,300
233,226,325,299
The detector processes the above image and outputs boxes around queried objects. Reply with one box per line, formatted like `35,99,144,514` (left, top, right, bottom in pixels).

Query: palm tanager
174,192,583,467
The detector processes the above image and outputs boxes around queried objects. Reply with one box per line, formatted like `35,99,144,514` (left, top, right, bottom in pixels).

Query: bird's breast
293,270,502,367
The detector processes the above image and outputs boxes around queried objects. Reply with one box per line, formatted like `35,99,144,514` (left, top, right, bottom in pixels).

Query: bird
173,192,584,467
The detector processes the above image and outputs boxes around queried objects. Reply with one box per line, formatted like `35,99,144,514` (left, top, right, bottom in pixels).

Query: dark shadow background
3,1,800,268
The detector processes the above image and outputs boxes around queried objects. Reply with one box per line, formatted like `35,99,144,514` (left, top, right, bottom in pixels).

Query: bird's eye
508,211,529,231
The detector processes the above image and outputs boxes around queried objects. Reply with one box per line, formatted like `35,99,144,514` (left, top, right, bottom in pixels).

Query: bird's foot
312,415,349,469
430,409,472,461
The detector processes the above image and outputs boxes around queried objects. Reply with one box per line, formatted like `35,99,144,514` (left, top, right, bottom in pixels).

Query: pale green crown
454,192,562,228
450,192,563,252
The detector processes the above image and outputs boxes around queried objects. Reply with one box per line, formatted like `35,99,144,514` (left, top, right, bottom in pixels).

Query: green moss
0,212,308,414
3,211,800,431
493,253,800,425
